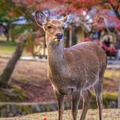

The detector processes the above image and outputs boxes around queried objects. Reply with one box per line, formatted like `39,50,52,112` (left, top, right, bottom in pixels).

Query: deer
35,10,107,120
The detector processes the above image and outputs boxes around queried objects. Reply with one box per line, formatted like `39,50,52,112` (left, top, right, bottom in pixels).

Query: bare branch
83,9,100,23
72,19,91,32
103,1,120,20
91,16,111,34
7,18,25,26
0,23,7,29
100,16,111,34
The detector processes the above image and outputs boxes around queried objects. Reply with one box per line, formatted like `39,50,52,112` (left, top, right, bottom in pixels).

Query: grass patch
0,39,31,56
0,83,28,102
91,92,118,108
104,70,120,82
0,40,16,55
103,81,115,87
102,92,118,106
11,70,47,87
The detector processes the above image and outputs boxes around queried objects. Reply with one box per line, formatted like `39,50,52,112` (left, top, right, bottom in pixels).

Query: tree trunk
11,34,15,42
4,26,10,42
6,33,9,41
0,35,27,88
111,4,120,20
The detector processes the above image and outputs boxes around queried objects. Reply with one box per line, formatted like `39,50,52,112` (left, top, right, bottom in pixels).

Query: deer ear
35,10,47,27
60,13,75,28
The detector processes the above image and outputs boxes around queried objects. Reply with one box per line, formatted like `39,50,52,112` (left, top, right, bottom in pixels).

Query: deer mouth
53,38,61,45
54,38,60,42
46,39,61,46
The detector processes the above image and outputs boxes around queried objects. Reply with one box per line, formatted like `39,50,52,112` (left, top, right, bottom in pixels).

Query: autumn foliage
0,0,120,53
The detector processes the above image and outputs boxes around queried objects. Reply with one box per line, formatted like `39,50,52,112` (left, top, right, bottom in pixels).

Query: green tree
0,0,35,41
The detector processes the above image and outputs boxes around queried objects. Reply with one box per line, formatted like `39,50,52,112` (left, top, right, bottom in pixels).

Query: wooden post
69,25,72,47
43,36,46,56
77,27,85,43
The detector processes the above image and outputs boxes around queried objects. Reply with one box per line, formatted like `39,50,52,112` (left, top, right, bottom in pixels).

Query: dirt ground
1,109,120,120
0,58,119,103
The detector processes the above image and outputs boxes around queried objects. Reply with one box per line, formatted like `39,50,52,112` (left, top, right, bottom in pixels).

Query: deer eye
48,26,52,29
62,27,65,30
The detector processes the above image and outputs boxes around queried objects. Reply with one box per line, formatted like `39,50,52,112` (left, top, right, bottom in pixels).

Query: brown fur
35,12,107,120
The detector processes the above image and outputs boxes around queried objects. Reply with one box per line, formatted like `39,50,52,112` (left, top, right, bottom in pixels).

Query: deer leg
54,90,64,120
94,76,103,120
72,90,81,120
80,89,92,120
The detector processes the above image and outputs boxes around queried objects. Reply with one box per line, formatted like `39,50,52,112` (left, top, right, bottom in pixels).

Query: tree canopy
0,0,120,32
0,0,119,43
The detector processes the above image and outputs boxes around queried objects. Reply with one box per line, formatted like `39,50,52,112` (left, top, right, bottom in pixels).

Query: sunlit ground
0,109,120,120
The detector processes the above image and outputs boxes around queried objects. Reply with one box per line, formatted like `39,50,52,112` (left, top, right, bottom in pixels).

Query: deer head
35,10,75,46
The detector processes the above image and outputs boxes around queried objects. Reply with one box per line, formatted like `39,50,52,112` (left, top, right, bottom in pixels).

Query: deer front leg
54,90,64,120
72,89,81,120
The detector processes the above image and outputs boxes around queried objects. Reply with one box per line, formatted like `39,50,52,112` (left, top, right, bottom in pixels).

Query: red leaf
43,118,47,120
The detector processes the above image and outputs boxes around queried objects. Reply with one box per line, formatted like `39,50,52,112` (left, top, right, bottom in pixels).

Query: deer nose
56,33,63,39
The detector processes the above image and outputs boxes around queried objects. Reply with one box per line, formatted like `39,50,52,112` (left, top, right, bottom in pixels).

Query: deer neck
47,39,65,74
